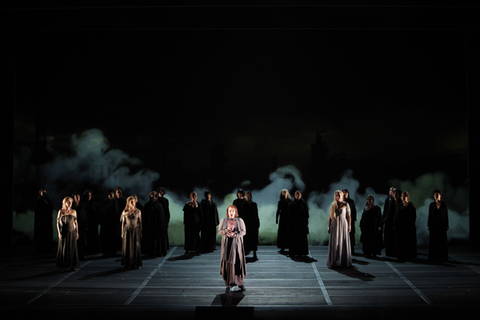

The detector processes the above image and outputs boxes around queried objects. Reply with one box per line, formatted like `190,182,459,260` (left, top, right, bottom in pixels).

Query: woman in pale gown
121,196,142,268
327,190,352,268
56,197,79,272
219,205,247,292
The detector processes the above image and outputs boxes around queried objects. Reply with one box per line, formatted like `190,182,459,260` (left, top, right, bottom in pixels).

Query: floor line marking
385,261,433,305
27,260,92,305
124,246,177,305
310,250,332,306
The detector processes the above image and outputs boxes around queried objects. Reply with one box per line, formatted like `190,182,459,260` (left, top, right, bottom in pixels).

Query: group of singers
33,185,449,282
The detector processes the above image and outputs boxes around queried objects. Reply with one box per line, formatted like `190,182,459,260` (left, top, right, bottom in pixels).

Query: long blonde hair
124,195,137,212
329,190,346,220
61,197,73,211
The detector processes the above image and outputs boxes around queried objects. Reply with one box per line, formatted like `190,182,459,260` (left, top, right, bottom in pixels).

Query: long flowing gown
183,202,202,252
394,202,417,262
360,205,383,257
428,201,449,262
327,204,352,268
200,199,219,253
219,218,247,287
121,210,142,268
276,198,292,250
242,200,260,253
34,194,53,253
383,196,397,257
143,200,167,256
288,198,309,256
56,214,79,270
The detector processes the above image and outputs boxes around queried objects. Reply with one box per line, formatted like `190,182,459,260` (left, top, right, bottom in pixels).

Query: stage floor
1,245,479,319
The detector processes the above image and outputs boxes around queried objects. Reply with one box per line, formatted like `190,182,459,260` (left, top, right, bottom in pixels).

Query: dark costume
288,198,309,256
327,202,352,268
183,201,202,253
56,213,79,270
360,205,383,257
83,197,100,254
276,198,292,251
242,199,260,253
345,197,357,253
143,199,167,256
233,197,246,218
157,196,171,250
34,194,54,253
383,195,397,257
200,198,219,253
121,209,142,268
100,197,119,256
72,201,87,260
428,201,449,262
218,217,247,290
394,202,417,262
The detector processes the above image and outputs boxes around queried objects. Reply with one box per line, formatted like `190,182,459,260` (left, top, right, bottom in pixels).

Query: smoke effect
13,129,469,248
40,129,160,205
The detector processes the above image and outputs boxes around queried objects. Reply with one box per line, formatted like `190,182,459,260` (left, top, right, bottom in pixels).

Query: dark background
4,2,479,248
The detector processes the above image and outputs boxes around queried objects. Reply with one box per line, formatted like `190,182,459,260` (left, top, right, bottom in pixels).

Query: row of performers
36,185,449,270
34,187,172,260
323,187,449,267
381,187,449,263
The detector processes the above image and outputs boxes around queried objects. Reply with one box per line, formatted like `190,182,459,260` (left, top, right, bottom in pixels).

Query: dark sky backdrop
10,4,473,203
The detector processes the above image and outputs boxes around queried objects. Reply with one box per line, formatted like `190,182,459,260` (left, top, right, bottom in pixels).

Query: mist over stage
7,4,479,247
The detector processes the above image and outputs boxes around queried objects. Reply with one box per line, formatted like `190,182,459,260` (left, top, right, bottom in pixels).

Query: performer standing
243,190,260,260
360,195,383,258
288,190,310,258
428,189,449,262
143,191,167,257
343,189,357,254
56,197,79,272
219,205,247,292
100,189,119,257
82,190,100,255
200,191,219,253
233,189,246,218
34,188,54,254
121,196,142,268
327,190,352,268
383,187,400,257
276,189,292,254
183,191,202,257
394,191,417,262
157,187,171,250
72,192,87,261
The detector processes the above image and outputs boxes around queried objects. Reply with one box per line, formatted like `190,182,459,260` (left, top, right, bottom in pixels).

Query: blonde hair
124,195,137,212
61,197,73,211
280,189,291,200
329,190,346,220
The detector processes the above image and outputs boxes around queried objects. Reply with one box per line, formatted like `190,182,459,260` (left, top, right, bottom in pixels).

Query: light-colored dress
218,218,247,287
56,214,79,269
121,210,142,268
327,203,352,268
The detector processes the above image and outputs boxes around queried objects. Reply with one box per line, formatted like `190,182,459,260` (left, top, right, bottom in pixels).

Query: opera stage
1,245,479,319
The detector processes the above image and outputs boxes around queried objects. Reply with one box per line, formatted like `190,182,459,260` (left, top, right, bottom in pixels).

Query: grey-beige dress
218,217,247,288
327,203,352,268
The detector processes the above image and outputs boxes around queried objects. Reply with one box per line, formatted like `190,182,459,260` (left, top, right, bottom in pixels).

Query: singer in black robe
183,191,202,256
428,189,449,262
288,191,309,257
34,189,54,253
394,192,417,262
360,195,383,258
200,191,219,253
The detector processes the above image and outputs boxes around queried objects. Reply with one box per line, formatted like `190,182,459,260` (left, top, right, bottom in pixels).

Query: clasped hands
226,224,236,238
